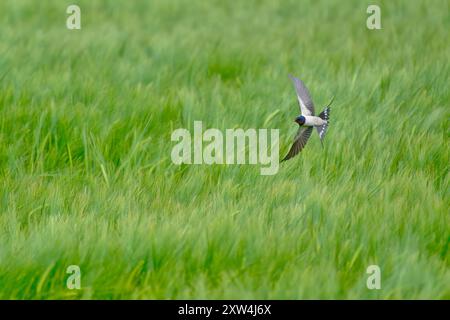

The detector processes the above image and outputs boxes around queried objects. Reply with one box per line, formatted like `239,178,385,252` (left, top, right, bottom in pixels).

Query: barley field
0,0,448,299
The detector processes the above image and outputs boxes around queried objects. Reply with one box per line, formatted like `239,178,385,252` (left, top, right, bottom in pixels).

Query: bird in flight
282,74,334,162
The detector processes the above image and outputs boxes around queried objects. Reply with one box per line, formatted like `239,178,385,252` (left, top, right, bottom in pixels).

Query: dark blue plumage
295,115,305,125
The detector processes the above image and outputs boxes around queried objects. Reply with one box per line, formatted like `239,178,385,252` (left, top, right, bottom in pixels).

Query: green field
0,0,448,299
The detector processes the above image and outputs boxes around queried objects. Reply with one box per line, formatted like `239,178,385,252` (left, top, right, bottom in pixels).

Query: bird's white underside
304,116,327,127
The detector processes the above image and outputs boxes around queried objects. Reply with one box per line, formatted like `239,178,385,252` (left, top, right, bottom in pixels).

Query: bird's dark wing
281,126,313,161
289,74,315,116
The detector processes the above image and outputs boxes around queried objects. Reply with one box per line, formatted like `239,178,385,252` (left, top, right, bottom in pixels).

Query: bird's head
295,115,305,126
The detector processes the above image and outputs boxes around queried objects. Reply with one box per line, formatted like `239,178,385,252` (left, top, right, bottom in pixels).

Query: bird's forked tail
316,96,334,146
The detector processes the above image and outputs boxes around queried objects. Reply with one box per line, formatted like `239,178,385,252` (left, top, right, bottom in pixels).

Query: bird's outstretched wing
281,126,313,161
289,74,315,116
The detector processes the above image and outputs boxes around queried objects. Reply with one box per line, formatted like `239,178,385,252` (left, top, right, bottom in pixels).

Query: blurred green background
0,0,448,299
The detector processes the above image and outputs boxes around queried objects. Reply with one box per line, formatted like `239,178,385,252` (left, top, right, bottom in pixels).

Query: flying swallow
282,74,334,161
